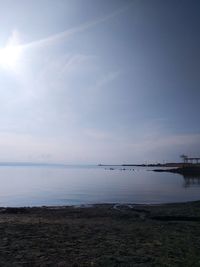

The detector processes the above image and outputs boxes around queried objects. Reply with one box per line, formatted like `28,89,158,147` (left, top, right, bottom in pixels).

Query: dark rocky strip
153,166,200,176
151,215,200,221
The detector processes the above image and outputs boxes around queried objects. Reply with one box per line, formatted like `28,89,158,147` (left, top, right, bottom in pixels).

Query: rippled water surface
0,165,199,206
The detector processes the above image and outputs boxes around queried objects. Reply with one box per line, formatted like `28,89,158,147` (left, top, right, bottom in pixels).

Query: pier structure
180,155,200,165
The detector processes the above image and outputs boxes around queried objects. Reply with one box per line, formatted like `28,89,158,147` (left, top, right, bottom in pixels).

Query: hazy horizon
0,0,199,164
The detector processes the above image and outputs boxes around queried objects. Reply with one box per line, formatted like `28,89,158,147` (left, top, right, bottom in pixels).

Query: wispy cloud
6,30,21,47
84,128,112,141
94,71,121,90
20,3,133,51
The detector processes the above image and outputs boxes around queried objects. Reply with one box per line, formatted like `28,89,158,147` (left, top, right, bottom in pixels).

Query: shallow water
0,165,199,207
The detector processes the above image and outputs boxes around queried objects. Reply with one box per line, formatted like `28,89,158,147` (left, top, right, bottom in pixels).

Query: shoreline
1,199,200,209
0,201,200,266
1,198,200,209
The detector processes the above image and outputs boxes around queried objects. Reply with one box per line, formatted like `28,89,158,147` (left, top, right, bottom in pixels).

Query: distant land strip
98,163,184,167
0,162,68,167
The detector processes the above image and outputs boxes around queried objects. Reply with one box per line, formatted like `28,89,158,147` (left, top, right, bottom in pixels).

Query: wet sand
0,202,200,266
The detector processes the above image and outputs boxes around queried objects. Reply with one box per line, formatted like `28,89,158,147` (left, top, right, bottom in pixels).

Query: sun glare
0,45,21,70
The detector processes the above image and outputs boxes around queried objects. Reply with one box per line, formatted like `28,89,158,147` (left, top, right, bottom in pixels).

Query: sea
0,164,199,207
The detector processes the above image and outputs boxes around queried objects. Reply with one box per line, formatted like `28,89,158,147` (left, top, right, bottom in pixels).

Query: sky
0,0,199,164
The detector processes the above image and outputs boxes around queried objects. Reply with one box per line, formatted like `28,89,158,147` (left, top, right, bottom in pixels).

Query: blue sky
0,0,199,164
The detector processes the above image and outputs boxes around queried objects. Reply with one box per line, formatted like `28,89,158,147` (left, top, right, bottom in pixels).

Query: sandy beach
0,202,200,266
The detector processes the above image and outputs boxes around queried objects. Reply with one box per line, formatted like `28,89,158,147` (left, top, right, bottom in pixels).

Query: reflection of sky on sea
0,166,200,207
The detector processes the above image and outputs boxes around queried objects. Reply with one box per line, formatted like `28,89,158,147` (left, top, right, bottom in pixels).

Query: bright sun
0,45,21,70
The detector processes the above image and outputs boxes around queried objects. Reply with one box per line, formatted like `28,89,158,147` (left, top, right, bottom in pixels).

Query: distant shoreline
98,163,184,167
0,162,68,167
0,162,186,168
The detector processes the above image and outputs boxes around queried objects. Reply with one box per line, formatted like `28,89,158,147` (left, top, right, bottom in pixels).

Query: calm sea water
0,165,199,207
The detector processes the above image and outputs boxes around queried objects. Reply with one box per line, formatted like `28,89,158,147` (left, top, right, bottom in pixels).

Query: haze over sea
0,164,199,207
